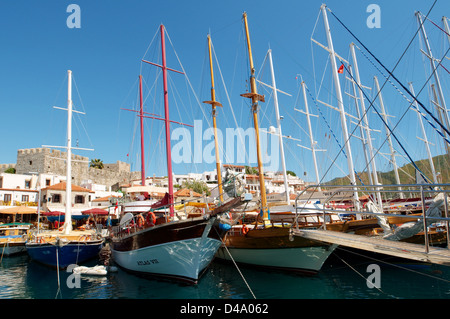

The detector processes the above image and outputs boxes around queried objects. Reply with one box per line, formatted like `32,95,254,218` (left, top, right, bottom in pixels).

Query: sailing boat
26,70,104,269
109,26,244,284
214,13,337,274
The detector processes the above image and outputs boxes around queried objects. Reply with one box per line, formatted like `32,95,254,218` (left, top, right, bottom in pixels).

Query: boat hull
0,242,27,256
215,226,336,274
110,216,227,284
215,245,336,274
26,240,103,269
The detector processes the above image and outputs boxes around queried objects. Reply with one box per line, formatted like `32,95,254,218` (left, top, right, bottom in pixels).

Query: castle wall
13,147,139,187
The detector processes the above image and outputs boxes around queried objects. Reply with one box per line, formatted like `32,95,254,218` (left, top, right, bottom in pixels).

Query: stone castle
1,147,140,188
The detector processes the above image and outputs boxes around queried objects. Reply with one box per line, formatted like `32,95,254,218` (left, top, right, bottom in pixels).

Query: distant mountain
325,154,450,186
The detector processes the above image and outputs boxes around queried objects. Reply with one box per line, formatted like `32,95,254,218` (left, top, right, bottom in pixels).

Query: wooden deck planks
292,228,450,266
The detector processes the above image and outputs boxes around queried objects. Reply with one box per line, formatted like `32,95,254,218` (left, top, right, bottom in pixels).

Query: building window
75,195,84,204
25,180,31,189
22,195,29,202
46,179,51,186
52,194,61,203
4,194,11,203
29,161,32,165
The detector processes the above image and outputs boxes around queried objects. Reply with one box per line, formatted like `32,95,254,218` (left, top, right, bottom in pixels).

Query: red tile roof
41,182,94,193
174,188,202,198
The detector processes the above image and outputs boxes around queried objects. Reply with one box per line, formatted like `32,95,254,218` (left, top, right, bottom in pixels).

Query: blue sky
0,0,448,183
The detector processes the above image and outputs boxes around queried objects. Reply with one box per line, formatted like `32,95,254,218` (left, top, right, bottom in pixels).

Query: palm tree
89,158,104,169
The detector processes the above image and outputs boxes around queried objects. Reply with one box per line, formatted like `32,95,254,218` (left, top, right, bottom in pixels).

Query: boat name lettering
137,259,159,266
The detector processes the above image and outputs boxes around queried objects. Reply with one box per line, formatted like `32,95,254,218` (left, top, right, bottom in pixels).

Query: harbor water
1,246,450,300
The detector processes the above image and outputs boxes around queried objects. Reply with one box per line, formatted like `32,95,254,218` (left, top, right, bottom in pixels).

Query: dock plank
292,229,450,266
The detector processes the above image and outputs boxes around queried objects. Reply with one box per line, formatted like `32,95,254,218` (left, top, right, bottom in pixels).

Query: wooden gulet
214,13,337,274
109,25,243,284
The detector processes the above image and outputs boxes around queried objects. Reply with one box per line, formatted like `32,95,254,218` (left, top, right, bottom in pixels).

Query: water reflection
1,250,449,299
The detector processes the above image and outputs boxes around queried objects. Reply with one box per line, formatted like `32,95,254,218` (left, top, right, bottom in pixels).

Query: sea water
1,247,449,300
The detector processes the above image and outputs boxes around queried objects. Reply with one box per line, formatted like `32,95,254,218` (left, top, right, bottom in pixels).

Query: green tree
181,180,210,196
89,158,104,169
4,167,15,174
286,170,296,176
245,166,259,175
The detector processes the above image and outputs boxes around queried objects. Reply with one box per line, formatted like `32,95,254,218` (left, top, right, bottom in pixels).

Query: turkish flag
338,64,344,74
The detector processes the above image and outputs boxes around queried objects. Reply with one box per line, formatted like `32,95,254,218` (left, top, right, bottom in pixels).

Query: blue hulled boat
26,70,103,269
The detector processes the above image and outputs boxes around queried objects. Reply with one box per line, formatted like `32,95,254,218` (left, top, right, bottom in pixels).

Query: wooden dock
292,229,450,266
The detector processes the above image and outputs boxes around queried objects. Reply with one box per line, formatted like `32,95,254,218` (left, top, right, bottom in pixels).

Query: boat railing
294,183,450,252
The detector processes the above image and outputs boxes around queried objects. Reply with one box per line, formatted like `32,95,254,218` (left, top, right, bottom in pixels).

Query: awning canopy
0,206,37,214
82,208,109,215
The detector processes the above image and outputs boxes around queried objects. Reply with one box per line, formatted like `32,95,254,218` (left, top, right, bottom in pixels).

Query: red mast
160,25,174,216
139,75,145,186
141,25,187,216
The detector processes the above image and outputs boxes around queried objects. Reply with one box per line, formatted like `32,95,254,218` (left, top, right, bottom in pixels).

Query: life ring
137,214,145,228
146,212,156,226
242,224,249,235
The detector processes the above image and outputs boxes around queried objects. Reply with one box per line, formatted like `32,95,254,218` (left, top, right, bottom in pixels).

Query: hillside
325,154,450,186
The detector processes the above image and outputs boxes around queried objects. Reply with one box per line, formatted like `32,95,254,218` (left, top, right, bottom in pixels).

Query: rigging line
333,252,393,298
289,82,371,216
341,61,431,184
328,1,450,139
71,76,94,149
213,227,256,300
211,38,251,164
164,28,213,132
344,46,450,184
357,45,450,147
311,8,322,97
141,26,161,63
166,73,199,174
336,246,450,284
422,13,450,37
304,84,365,186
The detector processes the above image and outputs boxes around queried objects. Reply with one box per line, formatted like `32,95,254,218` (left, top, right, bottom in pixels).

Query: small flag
338,64,344,74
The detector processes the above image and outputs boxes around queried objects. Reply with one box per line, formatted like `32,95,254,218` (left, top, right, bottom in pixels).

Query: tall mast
431,83,450,158
443,16,450,44
160,25,174,215
241,12,268,219
64,70,73,235
204,34,224,203
350,43,382,208
300,81,321,190
416,12,450,135
348,65,374,187
141,25,187,215
321,5,360,210
409,82,438,183
139,75,145,186
374,76,404,198
267,49,289,203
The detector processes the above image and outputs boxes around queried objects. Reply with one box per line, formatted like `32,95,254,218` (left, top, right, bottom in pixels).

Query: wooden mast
203,34,224,203
241,12,268,220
